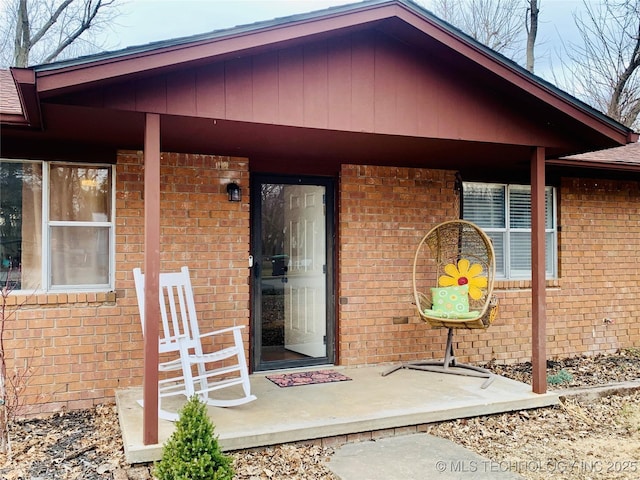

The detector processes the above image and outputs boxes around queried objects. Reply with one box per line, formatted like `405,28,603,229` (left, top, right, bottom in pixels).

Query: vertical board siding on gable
252,51,279,124
327,38,353,131
303,42,329,129
166,70,197,116
349,31,376,132
374,32,401,135
135,76,167,113
195,63,226,118
277,46,305,125
69,31,566,147
225,56,254,121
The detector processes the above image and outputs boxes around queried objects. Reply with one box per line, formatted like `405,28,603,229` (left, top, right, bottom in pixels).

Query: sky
98,0,595,82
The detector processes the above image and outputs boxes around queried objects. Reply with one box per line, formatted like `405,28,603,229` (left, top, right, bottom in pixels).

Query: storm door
251,175,334,371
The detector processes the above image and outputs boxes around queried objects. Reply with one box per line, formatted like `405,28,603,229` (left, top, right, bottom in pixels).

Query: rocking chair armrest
198,325,246,338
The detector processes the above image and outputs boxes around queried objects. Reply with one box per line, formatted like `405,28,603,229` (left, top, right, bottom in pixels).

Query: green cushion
423,309,481,319
431,285,469,314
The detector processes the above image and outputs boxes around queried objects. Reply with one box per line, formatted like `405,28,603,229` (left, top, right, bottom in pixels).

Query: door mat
266,370,352,388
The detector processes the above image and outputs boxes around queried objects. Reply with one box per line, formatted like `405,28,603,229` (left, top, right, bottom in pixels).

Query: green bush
547,368,574,385
154,396,234,480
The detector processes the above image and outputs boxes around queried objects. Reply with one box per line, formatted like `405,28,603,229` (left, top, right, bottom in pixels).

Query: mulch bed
1,349,639,479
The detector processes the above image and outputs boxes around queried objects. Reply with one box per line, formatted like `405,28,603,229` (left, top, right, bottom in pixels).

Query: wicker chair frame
383,220,499,388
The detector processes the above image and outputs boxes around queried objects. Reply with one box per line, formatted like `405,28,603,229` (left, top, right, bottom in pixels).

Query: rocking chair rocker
133,266,256,421
383,220,499,388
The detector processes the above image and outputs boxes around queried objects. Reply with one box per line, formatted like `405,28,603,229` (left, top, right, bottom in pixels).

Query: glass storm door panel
252,176,333,371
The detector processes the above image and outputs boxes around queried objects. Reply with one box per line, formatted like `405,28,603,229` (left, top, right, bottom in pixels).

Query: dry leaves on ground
1,349,639,480
428,390,640,480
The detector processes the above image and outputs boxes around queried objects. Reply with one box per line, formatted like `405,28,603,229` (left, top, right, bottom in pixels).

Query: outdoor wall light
227,182,241,202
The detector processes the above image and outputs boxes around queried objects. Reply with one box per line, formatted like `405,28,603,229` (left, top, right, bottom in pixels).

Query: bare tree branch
431,0,527,61
43,0,115,63
4,0,122,68
564,0,640,128
29,0,73,47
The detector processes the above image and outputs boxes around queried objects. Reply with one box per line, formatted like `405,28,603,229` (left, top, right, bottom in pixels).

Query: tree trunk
526,0,539,73
13,0,30,68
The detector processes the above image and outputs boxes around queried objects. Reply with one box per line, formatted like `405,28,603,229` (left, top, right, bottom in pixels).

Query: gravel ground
1,348,639,480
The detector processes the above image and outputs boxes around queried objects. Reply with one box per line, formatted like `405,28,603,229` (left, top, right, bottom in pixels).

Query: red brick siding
338,167,640,368
7,159,640,414
5,151,250,416
338,165,460,366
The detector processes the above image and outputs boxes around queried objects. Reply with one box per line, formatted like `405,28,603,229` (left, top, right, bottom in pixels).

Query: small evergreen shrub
154,396,234,480
547,369,574,385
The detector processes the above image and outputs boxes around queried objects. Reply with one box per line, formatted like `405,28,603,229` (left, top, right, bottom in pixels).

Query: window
0,160,114,292
463,182,557,279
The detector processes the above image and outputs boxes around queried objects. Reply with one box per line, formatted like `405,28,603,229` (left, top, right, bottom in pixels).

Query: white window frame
463,182,557,280
1,159,115,293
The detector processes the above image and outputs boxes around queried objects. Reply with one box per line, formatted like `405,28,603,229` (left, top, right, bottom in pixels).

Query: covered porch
115,365,558,464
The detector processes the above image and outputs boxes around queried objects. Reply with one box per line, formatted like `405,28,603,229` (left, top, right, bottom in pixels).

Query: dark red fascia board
0,113,29,126
546,158,640,172
9,67,42,129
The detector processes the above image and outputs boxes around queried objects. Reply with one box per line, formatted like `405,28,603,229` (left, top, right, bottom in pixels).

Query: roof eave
547,159,640,172
9,67,42,129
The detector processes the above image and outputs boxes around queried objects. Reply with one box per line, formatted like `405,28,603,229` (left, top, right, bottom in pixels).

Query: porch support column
143,113,161,444
531,146,547,394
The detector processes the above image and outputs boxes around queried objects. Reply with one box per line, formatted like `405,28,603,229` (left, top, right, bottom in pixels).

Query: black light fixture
227,182,241,202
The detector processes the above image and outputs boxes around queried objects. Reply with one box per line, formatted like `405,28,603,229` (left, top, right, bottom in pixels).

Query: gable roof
2,0,637,170
22,0,634,145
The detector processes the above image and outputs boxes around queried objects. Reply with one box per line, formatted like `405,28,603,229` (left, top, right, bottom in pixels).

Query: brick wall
338,165,460,366
7,159,640,414
338,166,640,368
5,151,250,416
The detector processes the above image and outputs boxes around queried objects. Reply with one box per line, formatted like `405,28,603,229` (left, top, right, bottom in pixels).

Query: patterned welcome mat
266,370,352,388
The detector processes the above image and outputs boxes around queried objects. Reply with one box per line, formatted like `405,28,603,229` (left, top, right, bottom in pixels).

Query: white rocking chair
133,266,256,421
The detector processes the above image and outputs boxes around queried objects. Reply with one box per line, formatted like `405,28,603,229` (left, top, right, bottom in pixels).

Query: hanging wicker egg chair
383,220,499,388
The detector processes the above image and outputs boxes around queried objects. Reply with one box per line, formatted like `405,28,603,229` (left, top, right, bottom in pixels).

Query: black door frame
250,174,336,372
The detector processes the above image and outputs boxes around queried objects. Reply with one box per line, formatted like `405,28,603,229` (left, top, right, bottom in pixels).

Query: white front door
282,185,326,357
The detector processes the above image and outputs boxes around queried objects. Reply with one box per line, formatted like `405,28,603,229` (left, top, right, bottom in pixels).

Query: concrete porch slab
116,365,559,464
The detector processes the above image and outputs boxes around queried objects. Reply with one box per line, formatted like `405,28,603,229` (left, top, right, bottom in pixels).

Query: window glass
510,231,532,272
509,187,531,229
463,184,505,228
485,231,505,277
49,164,112,289
50,226,110,286
50,165,111,221
0,160,113,292
463,182,556,279
0,161,43,291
